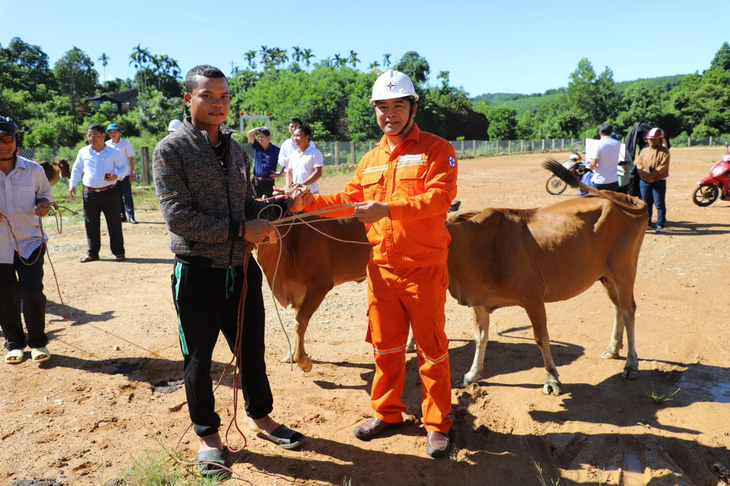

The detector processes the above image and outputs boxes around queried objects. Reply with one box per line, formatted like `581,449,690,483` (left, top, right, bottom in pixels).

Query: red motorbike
692,153,730,206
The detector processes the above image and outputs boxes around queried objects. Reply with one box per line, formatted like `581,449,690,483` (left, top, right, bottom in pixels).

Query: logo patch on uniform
449,156,456,168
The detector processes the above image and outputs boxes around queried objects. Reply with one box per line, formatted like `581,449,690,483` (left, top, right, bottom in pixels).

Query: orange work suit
304,124,458,432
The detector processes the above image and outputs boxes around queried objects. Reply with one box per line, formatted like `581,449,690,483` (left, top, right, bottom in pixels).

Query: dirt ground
1,147,729,486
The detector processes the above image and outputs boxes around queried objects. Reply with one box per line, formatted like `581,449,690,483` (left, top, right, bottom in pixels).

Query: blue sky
3,0,729,97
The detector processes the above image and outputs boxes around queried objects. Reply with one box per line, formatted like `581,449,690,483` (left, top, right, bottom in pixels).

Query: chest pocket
11,182,37,213
360,170,384,201
395,163,428,198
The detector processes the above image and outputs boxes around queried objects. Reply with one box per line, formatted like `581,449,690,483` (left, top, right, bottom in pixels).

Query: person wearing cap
587,123,621,191
294,69,458,458
246,126,281,198
105,123,137,224
69,124,129,262
0,115,53,364
168,119,183,133
286,125,323,194
636,127,670,233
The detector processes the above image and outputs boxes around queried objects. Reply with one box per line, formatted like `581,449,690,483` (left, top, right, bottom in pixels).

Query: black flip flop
196,448,228,477
256,424,305,450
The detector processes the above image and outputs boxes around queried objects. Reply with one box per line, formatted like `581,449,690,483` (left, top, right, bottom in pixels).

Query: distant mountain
473,75,686,116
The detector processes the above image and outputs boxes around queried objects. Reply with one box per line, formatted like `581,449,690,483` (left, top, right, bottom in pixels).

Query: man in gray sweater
154,65,307,477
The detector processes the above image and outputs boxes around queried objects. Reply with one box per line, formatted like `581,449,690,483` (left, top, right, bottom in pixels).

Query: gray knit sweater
153,119,288,268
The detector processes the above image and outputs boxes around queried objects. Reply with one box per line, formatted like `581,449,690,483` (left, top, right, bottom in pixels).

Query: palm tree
244,50,257,70
348,50,360,69
333,54,343,69
129,44,151,88
302,48,314,71
369,61,379,70
98,53,109,81
383,53,392,67
259,45,270,67
292,46,302,63
272,47,288,68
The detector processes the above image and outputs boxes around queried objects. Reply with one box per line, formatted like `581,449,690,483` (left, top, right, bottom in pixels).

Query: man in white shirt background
105,123,137,224
69,124,129,262
587,123,621,191
287,125,323,193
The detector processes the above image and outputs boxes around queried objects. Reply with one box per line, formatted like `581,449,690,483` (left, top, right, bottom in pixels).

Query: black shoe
353,417,403,441
120,216,127,222
128,216,138,224
115,254,126,262
80,255,98,263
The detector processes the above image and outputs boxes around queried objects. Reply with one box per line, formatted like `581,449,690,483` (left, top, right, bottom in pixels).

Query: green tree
709,42,730,71
346,71,380,141
487,107,518,140
0,37,57,100
98,52,109,81
129,44,152,88
302,49,314,71
244,50,257,70
348,50,360,69
567,58,618,129
393,51,430,85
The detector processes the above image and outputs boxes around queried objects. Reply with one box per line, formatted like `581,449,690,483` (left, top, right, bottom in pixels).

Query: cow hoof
543,381,562,395
622,367,639,380
600,348,619,359
456,375,476,388
299,357,313,373
281,352,294,364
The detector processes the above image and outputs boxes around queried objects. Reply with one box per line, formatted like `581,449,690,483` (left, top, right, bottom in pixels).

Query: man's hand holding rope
272,184,312,212
35,198,51,218
353,201,389,224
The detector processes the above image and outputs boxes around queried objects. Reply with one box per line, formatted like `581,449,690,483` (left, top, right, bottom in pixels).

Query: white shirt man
278,118,315,185
588,123,621,190
106,136,135,177
287,126,323,193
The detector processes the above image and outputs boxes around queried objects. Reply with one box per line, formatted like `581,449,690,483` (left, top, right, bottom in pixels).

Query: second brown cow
255,163,648,394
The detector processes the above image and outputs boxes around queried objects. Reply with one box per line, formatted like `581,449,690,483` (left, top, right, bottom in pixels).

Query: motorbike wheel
546,175,568,195
692,184,719,207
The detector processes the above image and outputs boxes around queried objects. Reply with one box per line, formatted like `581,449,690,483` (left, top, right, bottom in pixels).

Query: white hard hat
167,119,183,132
370,69,419,105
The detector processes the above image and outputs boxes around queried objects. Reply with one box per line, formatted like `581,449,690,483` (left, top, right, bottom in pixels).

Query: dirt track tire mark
662,439,728,486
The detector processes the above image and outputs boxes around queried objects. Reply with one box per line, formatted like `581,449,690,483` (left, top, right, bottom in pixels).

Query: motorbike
692,153,730,206
546,153,588,195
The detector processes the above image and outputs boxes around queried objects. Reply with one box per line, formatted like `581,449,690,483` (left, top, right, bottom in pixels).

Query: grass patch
535,462,561,486
102,438,232,486
647,387,681,404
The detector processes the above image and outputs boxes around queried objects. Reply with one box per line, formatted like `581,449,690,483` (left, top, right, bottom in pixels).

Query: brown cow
257,161,648,395
255,215,371,372
447,159,648,394
38,159,71,186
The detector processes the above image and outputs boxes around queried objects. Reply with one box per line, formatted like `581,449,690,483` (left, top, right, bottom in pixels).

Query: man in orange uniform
302,69,457,458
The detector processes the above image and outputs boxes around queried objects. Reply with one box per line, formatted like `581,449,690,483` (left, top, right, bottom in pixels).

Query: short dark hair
87,123,105,134
257,128,271,137
185,65,226,93
295,125,312,138
599,123,614,136
288,118,303,126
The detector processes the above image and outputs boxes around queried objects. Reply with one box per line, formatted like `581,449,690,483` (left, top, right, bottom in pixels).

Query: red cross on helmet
370,69,419,105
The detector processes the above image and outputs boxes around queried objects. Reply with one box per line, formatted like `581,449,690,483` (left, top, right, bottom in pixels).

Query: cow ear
448,210,480,223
